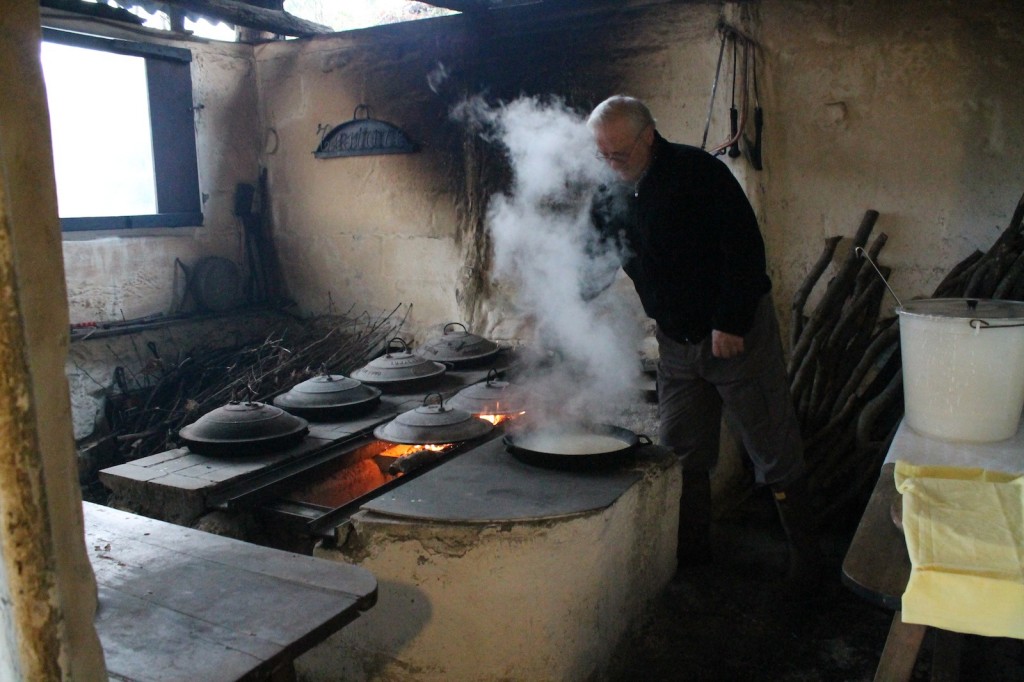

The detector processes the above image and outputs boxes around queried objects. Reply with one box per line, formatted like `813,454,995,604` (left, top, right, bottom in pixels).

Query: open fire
476,412,525,425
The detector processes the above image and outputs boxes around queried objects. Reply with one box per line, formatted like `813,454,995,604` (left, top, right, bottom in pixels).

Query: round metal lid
350,337,447,385
448,370,530,416
373,394,493,444
414,322,500,365
178,401,308,445
897,298,1024,323
272,374,381,411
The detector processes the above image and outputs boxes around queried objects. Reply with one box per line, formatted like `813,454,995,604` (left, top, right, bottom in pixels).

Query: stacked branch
101,306,406,463
789,191,1024,526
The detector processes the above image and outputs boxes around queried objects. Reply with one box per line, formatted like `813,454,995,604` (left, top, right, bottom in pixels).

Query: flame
380,442,452,457
477,411,526,425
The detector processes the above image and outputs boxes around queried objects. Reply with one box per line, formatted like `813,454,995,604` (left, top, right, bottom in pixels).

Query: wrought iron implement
313,104,418,159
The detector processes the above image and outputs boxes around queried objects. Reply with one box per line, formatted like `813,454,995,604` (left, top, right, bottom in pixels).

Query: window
40,29,202,231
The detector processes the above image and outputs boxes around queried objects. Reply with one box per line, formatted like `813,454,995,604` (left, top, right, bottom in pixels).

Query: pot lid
414,322,500,364
272,373,381,411
373,394,493,444
350,337,447,385
447,369,530,416
897,298,1024,323
178,401,308,446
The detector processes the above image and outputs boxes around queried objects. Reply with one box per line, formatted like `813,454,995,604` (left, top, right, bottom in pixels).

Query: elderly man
586,95,820,588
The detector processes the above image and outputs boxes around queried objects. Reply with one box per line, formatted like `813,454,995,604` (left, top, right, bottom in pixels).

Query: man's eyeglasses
595,124,650,163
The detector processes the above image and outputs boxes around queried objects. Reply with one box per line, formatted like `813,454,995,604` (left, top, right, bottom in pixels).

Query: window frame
41,28,203,232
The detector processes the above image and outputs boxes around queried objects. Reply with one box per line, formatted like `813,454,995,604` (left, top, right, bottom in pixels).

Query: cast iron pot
503,422,651,471
373,393,494,445
272,373,381,420
350,337,447,391
178,401,309,456
447,369,530,417
414,322,501,367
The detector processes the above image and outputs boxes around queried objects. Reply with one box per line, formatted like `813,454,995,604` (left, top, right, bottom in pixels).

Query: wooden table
842,463,964,682
84,502,378,681
843,419,1024,681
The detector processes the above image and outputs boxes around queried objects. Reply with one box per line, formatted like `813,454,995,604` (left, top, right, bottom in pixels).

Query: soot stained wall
255,0,1024,348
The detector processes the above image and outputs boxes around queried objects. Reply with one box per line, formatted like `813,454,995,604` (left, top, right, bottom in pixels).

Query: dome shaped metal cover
178,401,308,455
350,338,446,388
373,394,493,444
414,322,500,366
272,374,381,417
448,370,530,416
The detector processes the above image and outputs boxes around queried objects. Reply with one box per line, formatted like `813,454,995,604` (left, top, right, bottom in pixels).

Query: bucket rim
896,297,1024,323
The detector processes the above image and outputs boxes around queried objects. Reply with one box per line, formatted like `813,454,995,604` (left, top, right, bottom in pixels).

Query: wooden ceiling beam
39,0,333,37
159,0,332,36
417,0,544,13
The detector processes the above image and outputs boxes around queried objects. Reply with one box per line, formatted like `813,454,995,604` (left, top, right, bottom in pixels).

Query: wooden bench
84,502,377,681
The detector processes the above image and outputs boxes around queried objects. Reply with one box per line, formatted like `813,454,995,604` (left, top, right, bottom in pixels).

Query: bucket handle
969,319,1024,330
854,247,903,308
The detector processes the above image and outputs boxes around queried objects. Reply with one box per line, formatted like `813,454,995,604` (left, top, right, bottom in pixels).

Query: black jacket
591,132,771,343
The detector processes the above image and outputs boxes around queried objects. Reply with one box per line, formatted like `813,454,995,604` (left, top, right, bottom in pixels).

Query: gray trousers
656,295,805,487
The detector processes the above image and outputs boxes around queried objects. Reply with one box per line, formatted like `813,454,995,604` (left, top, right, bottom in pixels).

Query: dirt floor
607,488,1024,681
603,397,1023,682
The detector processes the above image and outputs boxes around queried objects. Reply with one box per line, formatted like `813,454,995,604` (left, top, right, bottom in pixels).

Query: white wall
253,0,1024,347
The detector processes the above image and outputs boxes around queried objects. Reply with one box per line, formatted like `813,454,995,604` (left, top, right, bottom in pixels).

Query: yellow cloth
894,461,1024,639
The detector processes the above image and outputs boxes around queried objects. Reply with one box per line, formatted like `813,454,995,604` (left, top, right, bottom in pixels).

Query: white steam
452,96,642,423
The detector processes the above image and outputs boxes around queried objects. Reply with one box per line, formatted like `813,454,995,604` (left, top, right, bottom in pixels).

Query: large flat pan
503,423,651,471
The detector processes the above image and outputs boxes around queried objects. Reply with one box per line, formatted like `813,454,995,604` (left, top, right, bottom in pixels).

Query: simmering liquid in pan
515,431,627,455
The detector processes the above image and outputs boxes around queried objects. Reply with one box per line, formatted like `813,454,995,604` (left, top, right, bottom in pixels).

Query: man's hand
711,330,744,359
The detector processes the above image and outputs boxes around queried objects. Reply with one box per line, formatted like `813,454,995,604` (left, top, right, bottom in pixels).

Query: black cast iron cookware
414,322,501,367
503,423,651,470
373,393,493,445
272,373,381,420
350,337,446,391
178,400,309,456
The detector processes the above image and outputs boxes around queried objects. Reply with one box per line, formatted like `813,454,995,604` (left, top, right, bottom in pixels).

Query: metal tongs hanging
701,25,760,169
744,45,764,170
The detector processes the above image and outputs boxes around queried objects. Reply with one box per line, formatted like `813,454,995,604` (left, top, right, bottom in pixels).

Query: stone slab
362,437,674,523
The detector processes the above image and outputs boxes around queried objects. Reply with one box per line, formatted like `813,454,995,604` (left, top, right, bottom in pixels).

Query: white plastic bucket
897,299,1024,443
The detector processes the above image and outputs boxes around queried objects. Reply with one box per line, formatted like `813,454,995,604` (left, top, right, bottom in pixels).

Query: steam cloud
452,95,642,424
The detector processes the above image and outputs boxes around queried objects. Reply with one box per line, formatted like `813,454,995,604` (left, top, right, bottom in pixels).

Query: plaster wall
253,0,1024,347
53,21,261,326
0,1,106,677
253,26,464,338
301,460,680,681
754,0,1024,330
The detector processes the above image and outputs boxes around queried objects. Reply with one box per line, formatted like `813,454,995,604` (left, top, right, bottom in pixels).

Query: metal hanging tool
700,30,729,152
745,44,764,171
707,30,748,158
728,38,741,158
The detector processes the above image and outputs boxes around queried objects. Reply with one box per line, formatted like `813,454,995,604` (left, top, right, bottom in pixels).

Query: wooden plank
841,463,911,610
873,611,927,682
85,503,377,682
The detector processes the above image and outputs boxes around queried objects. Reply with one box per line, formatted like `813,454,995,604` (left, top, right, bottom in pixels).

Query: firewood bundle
103,306,405,464
789,192,1024,525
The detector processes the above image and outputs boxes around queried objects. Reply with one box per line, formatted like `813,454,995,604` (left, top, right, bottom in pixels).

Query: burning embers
279,441,457,511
